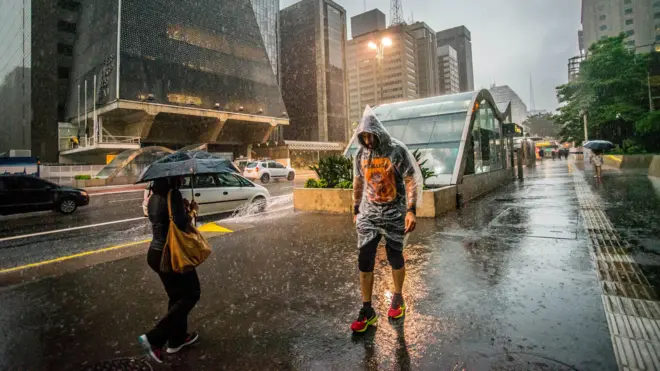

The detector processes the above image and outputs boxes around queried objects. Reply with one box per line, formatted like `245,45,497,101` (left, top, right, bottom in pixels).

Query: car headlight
80,191,88,197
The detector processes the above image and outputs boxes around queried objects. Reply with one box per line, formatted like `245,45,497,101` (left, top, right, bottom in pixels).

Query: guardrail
60,136,141,151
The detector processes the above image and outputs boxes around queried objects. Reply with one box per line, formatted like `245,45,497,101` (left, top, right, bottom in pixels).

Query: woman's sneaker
138,334,163,364
166,332,200,354
351,307,378,333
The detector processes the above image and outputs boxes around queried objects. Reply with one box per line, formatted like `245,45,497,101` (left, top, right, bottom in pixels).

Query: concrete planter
604,155,655,169
75,180,87,189
293,186,459,218
457,169,513,205
649,156,660,177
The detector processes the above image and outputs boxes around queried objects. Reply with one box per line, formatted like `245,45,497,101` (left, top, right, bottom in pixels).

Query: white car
142,173,269,217
243,160,295,184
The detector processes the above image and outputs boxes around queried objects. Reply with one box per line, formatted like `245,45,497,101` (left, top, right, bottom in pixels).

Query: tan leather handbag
160,191,212,273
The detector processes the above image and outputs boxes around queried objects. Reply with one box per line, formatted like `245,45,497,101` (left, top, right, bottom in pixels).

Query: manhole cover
80,358,153,371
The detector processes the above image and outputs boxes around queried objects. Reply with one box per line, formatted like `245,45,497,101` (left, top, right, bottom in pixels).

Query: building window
625,19,634,25
57,20,76,33
598,4,605,11
600,25,607,31
626,40,635,47
58,0,81,12
626,29,635,36
624,8,633,15
656,34,660,41
656,12,660,19
624,0,632,4
58,67,70,79
599,14,606,21
57,43,73,56
655,0,660,7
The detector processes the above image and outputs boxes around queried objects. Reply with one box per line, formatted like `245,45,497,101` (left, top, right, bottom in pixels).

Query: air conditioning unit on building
9,149,32,158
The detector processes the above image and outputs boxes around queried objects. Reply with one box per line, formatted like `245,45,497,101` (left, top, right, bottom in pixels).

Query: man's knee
386,247,405,270
358,247,377,272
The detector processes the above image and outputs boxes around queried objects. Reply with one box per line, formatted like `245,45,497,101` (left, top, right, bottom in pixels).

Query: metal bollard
516,148,524,180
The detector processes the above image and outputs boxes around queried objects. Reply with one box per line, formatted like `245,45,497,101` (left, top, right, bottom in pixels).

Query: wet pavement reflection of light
0,161,622,370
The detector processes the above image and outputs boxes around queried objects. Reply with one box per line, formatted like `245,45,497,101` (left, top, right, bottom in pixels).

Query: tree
553,35,656,150
523,112,559,138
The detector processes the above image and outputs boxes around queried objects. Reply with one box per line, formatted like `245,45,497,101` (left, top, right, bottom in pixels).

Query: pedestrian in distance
590,150,604,178
551,149,557,161
350,107,423,334
139,176,201,363
538,148,545,160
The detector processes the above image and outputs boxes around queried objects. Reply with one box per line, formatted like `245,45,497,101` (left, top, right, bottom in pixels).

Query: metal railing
60,136,141,151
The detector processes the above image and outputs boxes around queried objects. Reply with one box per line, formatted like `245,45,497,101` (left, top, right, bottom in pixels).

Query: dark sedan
0,175,89,215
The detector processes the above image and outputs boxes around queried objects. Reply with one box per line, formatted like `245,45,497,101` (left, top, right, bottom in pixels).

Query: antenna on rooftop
390,0,405,26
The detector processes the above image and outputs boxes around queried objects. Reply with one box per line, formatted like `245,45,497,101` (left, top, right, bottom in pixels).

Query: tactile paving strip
573,168,660,370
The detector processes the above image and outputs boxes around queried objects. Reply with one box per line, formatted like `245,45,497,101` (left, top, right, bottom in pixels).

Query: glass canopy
346,90,509,187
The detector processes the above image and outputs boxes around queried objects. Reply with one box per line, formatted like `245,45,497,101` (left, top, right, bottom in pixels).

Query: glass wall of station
345,90,507,187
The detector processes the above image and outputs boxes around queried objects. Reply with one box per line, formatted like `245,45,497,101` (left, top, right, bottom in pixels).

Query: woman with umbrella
136,151,232,362
584,141,614,179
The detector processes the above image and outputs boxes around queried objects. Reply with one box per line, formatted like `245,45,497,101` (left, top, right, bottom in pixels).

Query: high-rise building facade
280,0,349,143
489,85,529,125
0,0,81,161
581,0,660,52
407,22,437,98
351,8,386,39
437,26,474,92
251,0,280,78
346,24,418,124
437,45,459,95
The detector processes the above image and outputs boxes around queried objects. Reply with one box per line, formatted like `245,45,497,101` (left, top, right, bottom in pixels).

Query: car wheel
252,196,267,213
261,173,270,184
58,199,77,214
287,172,295,181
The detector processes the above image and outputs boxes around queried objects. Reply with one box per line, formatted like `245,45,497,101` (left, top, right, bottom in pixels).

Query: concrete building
251,0,280,78
581,0,660,52
437,45,460,95
0,0,82,162
280,0,349,143
351,8,386,39
347,24,418,124
489,85,529,125
60,0,288,164
437,26,474,92
568,55,586,82
408,22,438,98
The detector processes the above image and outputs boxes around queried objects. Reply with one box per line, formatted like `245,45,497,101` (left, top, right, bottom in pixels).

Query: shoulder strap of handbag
167,190,174,220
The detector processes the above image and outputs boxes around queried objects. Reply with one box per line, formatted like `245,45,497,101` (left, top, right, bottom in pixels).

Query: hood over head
355,106,391,149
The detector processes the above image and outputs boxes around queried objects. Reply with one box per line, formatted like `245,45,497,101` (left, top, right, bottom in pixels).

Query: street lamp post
368,37,392,105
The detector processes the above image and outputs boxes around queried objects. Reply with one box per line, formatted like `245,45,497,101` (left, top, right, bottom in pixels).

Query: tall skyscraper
0,0,81,161
346,23,418,124
251,0,280,78
351,8,386,39
407,22,438,98
437,26,474,92
489,85,529,125
437,45,459,95
280,0,349,143
581,0,659,52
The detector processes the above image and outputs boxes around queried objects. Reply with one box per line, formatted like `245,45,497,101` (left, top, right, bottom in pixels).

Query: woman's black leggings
358,236,405,272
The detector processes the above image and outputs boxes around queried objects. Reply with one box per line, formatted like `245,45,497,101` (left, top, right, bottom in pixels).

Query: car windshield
246,162,258,168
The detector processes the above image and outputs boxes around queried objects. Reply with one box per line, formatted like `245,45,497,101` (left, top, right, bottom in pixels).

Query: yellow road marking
198,222,233,233
606,155,623,162
0,239,151,274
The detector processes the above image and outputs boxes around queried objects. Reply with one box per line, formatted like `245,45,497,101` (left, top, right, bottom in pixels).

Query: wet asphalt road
0,180,298,270
0,160,638,370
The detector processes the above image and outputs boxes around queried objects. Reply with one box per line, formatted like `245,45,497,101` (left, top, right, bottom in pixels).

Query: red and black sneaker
387,295,406,320
351,307,378,333
166,332,200,354
138,334,164,364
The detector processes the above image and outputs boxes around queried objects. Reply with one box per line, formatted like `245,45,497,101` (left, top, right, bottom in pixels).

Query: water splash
224,194,293,223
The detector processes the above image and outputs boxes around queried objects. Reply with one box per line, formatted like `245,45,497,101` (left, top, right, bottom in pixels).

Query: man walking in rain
350,107,423,333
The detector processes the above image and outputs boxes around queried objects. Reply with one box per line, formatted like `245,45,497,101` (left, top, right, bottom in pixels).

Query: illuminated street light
368,41,377,50
382,37,392,47
368,36,393,104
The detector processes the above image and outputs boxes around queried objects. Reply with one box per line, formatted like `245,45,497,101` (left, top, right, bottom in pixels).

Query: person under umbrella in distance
350,106,423,333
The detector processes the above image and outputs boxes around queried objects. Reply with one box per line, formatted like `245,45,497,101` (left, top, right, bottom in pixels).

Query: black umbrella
136,150,238,184
583,140,614,151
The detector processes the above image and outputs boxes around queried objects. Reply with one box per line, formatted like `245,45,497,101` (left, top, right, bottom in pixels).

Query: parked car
0,175,89,215
233,158,251,173
243,160,295,184
142,173,269,217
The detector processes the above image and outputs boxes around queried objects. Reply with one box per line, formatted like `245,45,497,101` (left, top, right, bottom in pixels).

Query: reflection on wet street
3,160,658,369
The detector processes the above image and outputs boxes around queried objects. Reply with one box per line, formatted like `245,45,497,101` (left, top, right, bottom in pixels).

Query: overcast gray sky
280,0,582,112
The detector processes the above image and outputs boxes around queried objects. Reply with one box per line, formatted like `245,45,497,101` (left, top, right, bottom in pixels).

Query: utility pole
582,112,588,142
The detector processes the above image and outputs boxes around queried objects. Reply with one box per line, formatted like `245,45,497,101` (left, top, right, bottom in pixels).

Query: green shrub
336,180,353,189
309,155,353,188
304,178,319,188
74,175,91,180
412,149,435,189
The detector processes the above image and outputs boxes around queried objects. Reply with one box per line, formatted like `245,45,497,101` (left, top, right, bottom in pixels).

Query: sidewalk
3,160,654,370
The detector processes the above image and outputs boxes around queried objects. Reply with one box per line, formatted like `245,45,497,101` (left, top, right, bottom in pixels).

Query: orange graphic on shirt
362,157,397,203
